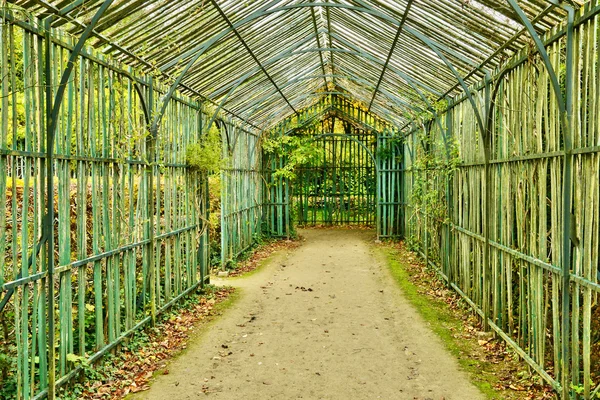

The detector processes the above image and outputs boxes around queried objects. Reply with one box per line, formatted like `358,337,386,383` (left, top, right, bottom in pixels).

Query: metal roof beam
367,0,414,112
437,3,557,101
209,0,297,115
324,32,444,96
28,0,260,129
242,64,326,118
402,27,485,135
209,44,428,121
310,6,329,90
254,83,401,128
324,0,336,87
240,70,422,120
208,34,318,99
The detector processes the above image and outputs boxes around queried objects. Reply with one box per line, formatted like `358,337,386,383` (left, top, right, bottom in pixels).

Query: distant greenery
262,135,320,181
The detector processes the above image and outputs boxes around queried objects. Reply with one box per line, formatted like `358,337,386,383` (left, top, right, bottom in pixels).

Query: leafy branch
262,135,320,181
186,125,223,173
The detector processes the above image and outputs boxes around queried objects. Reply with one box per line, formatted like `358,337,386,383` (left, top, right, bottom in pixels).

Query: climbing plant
186,124,223,173
377,136,403,162
407,125,460,258
261,135,320,181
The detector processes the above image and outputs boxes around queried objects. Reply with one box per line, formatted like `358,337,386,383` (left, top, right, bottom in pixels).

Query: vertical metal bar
482,72,492,328
324,0,335,87
561,9,575,398
376,133,381,239
499,2,574,396
310,7,329,90
147,77,157,325
43,18,55,400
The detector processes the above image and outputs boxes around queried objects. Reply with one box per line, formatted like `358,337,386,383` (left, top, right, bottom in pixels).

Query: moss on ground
376,244,555,400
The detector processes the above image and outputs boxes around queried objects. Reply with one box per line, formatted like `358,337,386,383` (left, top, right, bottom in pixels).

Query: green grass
378,247,503,399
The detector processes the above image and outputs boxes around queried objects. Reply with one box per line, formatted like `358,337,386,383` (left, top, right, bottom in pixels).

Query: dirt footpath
136,229,483,400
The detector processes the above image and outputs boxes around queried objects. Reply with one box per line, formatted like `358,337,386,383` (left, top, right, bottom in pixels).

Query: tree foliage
186,124,222,173
262,135,320,181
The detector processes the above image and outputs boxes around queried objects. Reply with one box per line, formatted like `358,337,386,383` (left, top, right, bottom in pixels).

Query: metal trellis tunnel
0,0,599,399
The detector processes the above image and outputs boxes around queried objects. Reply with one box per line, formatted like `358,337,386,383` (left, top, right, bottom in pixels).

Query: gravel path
135,229,483,400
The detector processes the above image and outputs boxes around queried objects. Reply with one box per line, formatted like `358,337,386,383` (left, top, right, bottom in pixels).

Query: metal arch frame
160,3,478,73
0,1,153,314
250,72,420,117
247,56,423,115
148,2,495,287
249,85,415,139
384,61,450,159
212,46,425,126
271,95,405,140
240,70,423,127
325,31,444,97
386,5,575,393
206,35,443,112
252,75,406,127
437,3,558,102
203,34,319,134
290,99,400,137
334,63,428,113
242,64,327,120
152,2,480,133
32,0,256,128
246,87,412,139
0,4,155,399
393,2,576,396
207,32,319,99
214,41,444,131
403,28,486,136
203,29,446,134
256,87,404,133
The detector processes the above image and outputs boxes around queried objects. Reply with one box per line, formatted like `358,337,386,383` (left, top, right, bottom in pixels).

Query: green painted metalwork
264,95,402,238
1,2,598,400
219,119,264,267
401,5,600,398
296,132,378,228
506,3,575,394
367,0,414,112
0,14,217,399
208,0,297,116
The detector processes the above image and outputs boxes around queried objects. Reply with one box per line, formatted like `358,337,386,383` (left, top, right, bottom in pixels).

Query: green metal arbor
0,0,598,399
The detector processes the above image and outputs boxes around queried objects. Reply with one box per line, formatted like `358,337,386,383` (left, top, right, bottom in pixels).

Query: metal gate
294,133,377,226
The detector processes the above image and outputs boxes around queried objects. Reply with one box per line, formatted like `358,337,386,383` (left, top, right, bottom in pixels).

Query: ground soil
134,229,484,400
